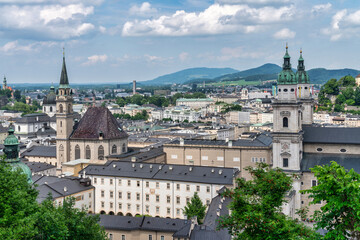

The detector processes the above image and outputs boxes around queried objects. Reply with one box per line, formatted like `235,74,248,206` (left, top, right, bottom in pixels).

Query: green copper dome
3,128,32,183
295,50,310,84
278,45,296,85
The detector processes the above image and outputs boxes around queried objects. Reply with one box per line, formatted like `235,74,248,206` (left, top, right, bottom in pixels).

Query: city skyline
0,0,359,83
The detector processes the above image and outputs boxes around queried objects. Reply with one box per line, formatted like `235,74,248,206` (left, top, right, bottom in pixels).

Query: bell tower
272,44,303,171
296,49,313,125
56,49,73,166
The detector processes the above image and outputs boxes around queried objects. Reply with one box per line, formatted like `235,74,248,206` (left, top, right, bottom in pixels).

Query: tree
335,94,346,105
338,75,356,87
334,104,343,112
14,90,21,101
301,161,360,240
218,163,319,240
183,192,207,224
322,78,339,95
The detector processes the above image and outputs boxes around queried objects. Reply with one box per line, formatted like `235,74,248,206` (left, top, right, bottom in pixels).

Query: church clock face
281,142,290,153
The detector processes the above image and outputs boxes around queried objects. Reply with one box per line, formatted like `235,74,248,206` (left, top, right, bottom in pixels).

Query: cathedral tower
296,50,313,125
272,45,303,171
56,50,73,165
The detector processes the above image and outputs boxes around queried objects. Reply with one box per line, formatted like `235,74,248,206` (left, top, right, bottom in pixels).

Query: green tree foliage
0,89,12,98
2,102,39,115
338,75,356,87
301,161,360,240
322,78,339,95
0,161,108,240
221,104,242,113
218,163,319,240
334,104,343,112
113,110,148,121
183,192,207,224
14,90,21,101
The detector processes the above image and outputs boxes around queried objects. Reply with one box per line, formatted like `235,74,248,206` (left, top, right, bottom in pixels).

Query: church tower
272,45,303,171
3,76,7,90
296,50,313,125
56,50,73,166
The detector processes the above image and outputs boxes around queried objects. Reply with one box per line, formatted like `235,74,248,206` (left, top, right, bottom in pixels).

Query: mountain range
139,63,360,86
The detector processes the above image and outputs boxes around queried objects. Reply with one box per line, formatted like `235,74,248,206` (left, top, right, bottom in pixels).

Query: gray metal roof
107,147,165,163
167,133,272,148
23,160,56,173
21,146,56,158
303,126,360,144
99,215,189,232
14,113,50,124
301,153,360,173
82,162,239,185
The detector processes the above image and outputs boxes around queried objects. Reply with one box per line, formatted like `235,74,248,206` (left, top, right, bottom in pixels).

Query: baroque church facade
55,54,128,167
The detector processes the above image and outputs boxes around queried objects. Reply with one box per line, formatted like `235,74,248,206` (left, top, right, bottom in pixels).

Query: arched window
86,145,91,159
75,145,80,159
122,143,126,153
50,106,53,112
59,104,63,113
283,117,288,128
98,145,104,160
112,145,117,154
68,104,71,113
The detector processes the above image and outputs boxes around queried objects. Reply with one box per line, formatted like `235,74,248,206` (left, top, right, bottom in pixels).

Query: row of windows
109,234,164,240
73,144,127,160
278,86,309,93
316,147,347,153
251,157,266,163
93,179,211,192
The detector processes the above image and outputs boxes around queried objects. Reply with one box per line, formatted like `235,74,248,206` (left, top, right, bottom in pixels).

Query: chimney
218,203,222,209
132,163,135,168
113,164,117,168
131,157,136,162
64,187,67,192
169,166,173,170
180,138,184,146
219,170,223,175
140,164,143,168
216,209,220,217
189,167,193,172
228,140,232,147
225,138,229,143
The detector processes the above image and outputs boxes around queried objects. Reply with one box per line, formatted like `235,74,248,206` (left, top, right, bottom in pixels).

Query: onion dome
3,128,32,183
295,49,310,84
277,44,296,85
43,85,56,105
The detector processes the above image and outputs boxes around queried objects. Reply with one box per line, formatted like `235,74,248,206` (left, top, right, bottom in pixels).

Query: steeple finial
63,47,65,58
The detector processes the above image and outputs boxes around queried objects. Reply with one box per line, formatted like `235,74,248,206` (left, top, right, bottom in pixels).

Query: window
167,196,171,203
156,195,160,202
156,182,159,188
145,205,149,213
176,184,180,190
127,192,131,200
98,145,104,160
186,155,193,160
167,183,170,189
89,193,92,198
149,235,152,240
167,208,171,214
186,197,190,203
85,145,91,159
284,88,288,92
50,106,53,112
283,158,289,168
202,156,208,160
176,208,180,215
283,117,288,128
233,157,240,162
110,179,113,185
146,181,149,188
109,233,113,240
171,155,178,159
217,156,224,161
137,181,140,187
146,194,149,201
206,186,210,193
101,178,104,185
68,104,71,113
278,88,281,92
127,180,131,186
122,143,126,153
118,192,122,199
340,148,347,153
316,148,323,152
127,204,131,210
101,201,104,208
156,206,160,213
176,196,180,204
136,204,140,211
112,145,117,154
110,202,113,209
122,235,125,240
75,145,80,159
110,191,113,198
136,193,140,201
291,88,294,92
93,178,97,184
161,236,164,240
118,179,122,185
118,203,122,209
101,190,104,197
312,180,317,187
196,185,200,192
186,185,190,191
59,104,63,113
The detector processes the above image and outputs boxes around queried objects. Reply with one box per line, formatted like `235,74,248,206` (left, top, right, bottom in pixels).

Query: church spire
59,48,69,87
295,49,309,84
278,43,296,85
282,43,291,70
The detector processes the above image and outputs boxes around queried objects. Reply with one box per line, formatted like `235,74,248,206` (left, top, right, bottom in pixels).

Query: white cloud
322,9,360,41
179,52,189,61
311,3,331,14
129,2,157,17
0,40,59,54
122,3,294,36
0,4,96,40
273,28,295,39
82,54,108,66
218,46,264,61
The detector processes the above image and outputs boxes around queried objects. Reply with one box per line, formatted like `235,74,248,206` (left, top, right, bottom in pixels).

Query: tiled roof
82,162,239,185
70,106,128,140
301,153,360,173
21,146,56,158
23,160,56,172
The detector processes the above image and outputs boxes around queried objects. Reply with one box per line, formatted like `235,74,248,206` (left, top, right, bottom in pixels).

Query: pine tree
183,192,207,224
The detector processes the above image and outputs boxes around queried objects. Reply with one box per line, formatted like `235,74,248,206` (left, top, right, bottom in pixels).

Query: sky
0,0,360,84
